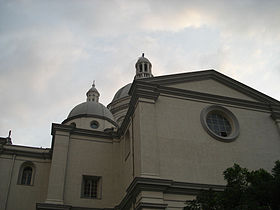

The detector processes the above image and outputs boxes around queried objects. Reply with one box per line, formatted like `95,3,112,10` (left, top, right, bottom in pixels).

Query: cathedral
1,54,280,210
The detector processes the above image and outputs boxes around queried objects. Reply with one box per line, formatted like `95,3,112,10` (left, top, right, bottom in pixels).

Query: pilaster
271,111,280,134
138,98,160,178
45,129,70,204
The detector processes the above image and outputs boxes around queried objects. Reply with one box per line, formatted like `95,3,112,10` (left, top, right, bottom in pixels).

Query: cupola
134,53,153,80
86,81,100,102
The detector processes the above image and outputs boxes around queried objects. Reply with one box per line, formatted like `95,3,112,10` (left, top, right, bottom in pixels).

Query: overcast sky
0,0,279,148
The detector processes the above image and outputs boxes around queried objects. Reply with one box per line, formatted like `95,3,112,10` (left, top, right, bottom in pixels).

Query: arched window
18,162,35,186
139,64,143,72
144,63,148,72
21,166,32,185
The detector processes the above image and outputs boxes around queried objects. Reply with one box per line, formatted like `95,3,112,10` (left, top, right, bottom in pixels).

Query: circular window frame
200,105,239,142
90,120,99,129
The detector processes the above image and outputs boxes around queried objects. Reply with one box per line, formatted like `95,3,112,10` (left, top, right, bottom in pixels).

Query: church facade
1,55,280,210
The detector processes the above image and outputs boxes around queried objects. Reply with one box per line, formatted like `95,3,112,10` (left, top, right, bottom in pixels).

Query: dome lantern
86,81,100,102
134,53,153,80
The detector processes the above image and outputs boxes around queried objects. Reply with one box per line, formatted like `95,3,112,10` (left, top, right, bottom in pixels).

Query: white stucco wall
137,95,280,185
65,117,116,131
53,132,133,208
0,152,51,210
167,79,258,102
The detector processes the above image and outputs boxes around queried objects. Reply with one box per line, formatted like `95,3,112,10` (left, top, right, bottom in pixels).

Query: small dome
134,53,153,80
87,86,99,95
111,83,132,103
86,81,100,102
67,101,115,122
135,56,151,67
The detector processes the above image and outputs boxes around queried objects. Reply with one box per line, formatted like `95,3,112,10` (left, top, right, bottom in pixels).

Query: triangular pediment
142,70,279,104
166,78,257,102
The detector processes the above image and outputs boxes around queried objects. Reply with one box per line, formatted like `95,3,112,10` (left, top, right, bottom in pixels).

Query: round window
90,120,99,129
70,122,76,127
200,105,239,142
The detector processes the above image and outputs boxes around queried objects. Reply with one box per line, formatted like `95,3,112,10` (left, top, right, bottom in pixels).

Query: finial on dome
134,53,153,80
86,81,100,102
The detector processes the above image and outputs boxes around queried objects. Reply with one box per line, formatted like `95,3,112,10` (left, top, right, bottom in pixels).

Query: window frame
81,175,102,199
200,105,240,142
17,161,35,186
90,120,99,129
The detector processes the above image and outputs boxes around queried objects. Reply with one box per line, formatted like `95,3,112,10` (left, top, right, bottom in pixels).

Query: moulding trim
1,146,51,159
116,177,225,210
62,114,118,127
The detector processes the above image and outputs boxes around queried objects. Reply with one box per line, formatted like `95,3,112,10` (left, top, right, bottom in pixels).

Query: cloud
0,0,279,147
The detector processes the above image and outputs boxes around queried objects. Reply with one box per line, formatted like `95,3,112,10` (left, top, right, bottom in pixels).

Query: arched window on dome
139,64,143,72
18,162,35,186
144,63,148,72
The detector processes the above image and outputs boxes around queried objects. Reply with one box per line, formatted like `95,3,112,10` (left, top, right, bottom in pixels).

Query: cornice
62,114,118,127
135,202,167,210
51,123,118,139
158,85,272,111
107,96,131,109
37,203,113,210
37,203,71,210
117,78,279,137
117,83,159,136
142,70,280,104
109,103,130,115
116,177,225,210
0,145,52,159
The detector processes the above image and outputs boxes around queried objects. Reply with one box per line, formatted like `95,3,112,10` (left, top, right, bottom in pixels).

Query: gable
165,79,258,102
142,70,280,104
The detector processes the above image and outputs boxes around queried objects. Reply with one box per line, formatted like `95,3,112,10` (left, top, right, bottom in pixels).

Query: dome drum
63,116,117,131
62,113,118,128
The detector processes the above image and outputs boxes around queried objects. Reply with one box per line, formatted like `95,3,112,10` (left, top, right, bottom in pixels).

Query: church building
1,54,280,210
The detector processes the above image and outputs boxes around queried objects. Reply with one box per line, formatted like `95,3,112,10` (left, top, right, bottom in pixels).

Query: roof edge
141,69,280,104
62,114,118,127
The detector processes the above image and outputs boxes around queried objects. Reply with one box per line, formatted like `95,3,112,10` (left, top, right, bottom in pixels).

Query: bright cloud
0,0,279,147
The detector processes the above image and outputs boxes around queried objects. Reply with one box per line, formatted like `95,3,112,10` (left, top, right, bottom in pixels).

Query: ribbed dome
67,101,115,122
111,83,132,103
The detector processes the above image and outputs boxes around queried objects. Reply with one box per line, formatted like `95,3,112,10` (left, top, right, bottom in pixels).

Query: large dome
66,101,115,122
111,83,132,103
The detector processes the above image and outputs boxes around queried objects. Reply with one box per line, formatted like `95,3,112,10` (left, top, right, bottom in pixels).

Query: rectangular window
81,175,101,199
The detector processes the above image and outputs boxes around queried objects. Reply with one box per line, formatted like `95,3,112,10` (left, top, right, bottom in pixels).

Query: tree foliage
184,161,280,210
